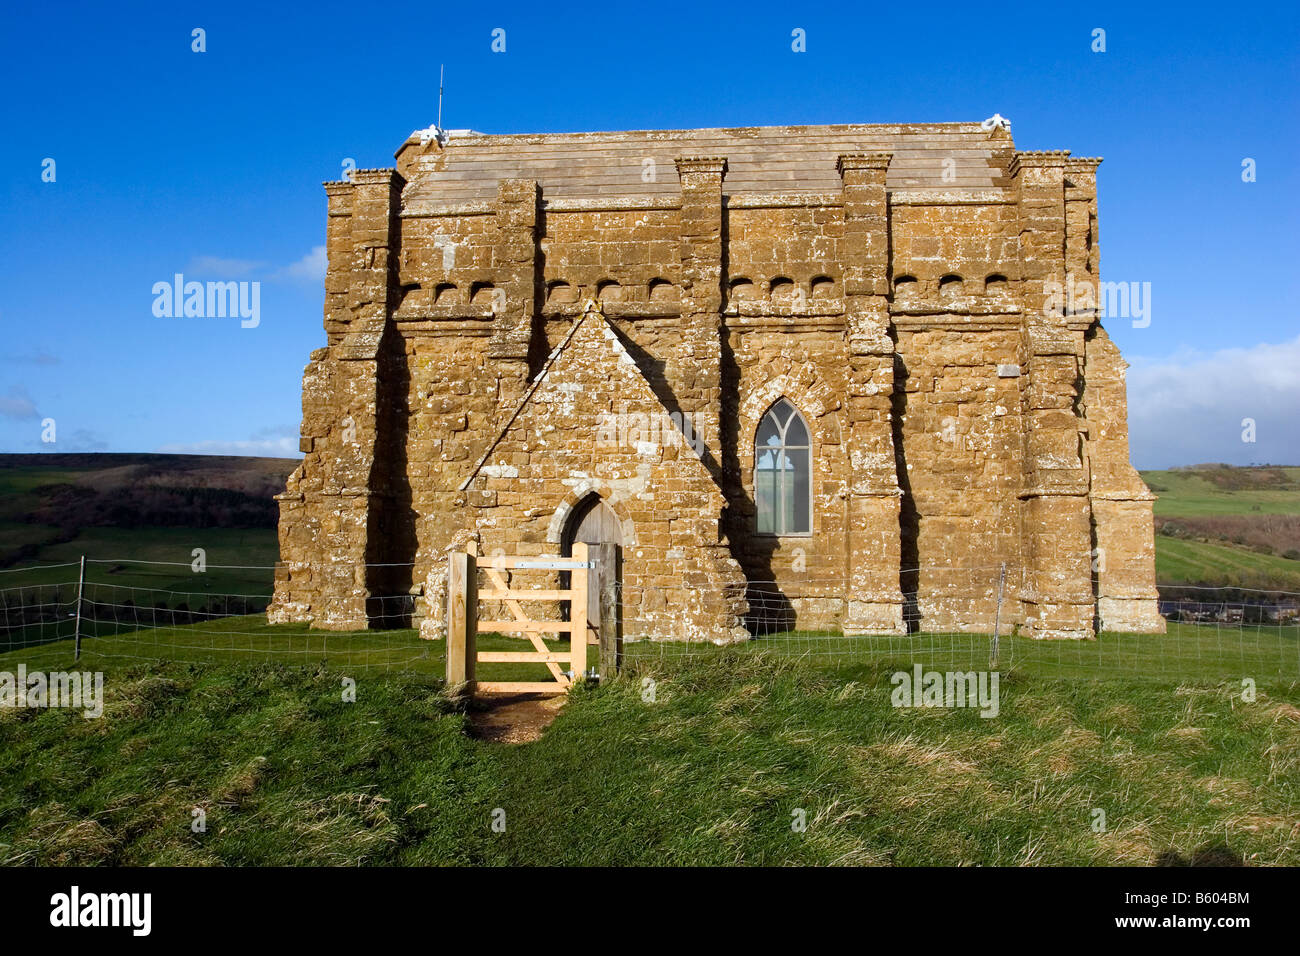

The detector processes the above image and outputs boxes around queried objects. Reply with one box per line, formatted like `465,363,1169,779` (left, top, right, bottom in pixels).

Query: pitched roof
401,122,1012,211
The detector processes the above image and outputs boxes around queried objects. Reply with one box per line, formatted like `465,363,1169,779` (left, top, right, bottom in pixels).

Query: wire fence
1,557,1297,682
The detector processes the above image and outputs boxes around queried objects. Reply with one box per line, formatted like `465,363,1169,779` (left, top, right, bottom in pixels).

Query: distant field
0,453,290,592
1141,466,1300,518
8,527,279,591
1155,536,1300,592
1140,465,1300,591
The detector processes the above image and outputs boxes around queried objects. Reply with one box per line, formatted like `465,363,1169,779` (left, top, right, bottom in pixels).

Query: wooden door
571,499,623,551
564,499,623,676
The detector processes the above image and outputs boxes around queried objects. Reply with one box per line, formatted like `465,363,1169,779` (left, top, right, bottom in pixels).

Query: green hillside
1141,465,1300,517
2,457,1297,867
1155,537,1300,592
1,656,1295,866
0,453,291,593
1140,465,1300,591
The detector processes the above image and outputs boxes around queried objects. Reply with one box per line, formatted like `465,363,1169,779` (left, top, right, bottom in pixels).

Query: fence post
570,542,589,682
446,550,476,693
596,542,622,679
73,554,86,662
991,562,1005,669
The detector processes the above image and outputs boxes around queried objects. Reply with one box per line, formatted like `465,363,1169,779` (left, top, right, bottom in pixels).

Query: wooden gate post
446,550,477,693
596,542,622,678
570,542,589,681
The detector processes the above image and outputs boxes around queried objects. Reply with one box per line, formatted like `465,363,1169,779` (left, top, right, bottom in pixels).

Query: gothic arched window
755,398,811,535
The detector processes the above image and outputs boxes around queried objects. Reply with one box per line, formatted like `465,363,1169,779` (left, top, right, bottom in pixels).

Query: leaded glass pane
754,400,812,535
784,413,809,446
755,448,778,534
785,447,810,533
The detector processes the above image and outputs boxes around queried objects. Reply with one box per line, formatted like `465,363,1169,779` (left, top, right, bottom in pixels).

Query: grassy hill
1140,465,1300,591
1,655,1295,866
0,453,292,594
1,456,1297,867
1141,465,1300,517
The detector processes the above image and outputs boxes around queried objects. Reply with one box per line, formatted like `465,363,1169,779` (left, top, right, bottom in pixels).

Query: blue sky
1,0,1296,468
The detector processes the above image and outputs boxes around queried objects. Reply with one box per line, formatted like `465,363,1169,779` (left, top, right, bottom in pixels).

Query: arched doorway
560,495,623,672
562,494,624,555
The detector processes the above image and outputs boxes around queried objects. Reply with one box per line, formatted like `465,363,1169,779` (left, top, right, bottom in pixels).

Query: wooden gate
446,541,620,696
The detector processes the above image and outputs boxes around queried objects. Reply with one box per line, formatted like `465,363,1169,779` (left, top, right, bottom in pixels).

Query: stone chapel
268,120,1164,641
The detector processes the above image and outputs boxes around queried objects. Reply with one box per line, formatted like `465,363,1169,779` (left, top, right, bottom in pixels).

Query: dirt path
466,693,567,744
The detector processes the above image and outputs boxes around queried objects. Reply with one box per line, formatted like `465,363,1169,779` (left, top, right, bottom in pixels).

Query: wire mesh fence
0,557,432,673
0,557,1296,682
617,583,1300,683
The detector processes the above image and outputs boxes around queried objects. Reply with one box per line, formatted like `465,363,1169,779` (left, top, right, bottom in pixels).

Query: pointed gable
461,301,724,507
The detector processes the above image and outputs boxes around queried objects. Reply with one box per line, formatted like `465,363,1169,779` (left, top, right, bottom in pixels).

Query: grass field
1139,466,1300,591
2,457,1298,866
1155,536,1300,592
1141,466,1300,518
0,453,286,594
0,527,278,593
4,612,1296,684
0,654,1295,866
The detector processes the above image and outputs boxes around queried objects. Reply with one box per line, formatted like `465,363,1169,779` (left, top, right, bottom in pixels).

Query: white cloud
1126,334,1300,469
187,255,266,277
0,386,40,420
181,248,327,285
155,436,302,458
275,245,327,283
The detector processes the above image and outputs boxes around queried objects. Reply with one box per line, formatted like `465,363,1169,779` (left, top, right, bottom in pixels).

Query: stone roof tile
401,123,1011,210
